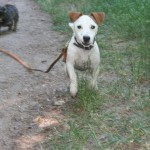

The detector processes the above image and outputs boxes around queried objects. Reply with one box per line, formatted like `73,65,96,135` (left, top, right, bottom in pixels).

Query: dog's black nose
83,36,90,43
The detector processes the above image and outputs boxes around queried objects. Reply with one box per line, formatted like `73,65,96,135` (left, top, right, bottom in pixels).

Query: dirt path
0,0,67,149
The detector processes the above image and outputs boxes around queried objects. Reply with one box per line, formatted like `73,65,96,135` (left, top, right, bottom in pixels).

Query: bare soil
0,0,68,149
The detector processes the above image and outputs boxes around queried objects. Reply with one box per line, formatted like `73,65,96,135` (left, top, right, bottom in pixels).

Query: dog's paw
70,84,77,98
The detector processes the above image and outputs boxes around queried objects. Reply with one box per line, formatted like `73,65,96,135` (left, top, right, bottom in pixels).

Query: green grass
36,0,150,149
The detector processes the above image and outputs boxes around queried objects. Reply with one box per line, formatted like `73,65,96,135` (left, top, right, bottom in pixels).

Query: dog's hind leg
90,66,99,89
8,24,12,31
13,16,19,31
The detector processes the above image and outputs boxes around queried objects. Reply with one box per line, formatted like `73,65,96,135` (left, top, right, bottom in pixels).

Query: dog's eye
91,25,95,29
77,25,82,29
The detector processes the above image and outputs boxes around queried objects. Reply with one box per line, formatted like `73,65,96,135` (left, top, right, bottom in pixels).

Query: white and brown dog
65,12,105,97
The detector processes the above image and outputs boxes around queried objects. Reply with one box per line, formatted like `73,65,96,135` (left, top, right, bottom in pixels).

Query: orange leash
0,46,67,73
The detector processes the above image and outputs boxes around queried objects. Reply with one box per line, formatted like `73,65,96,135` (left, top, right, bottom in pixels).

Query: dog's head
68,12,105,47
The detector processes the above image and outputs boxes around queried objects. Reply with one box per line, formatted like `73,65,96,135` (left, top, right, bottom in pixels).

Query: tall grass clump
36,0,150,149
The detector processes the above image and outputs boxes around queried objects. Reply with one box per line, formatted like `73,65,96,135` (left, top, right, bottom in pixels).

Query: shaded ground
0,0,68,149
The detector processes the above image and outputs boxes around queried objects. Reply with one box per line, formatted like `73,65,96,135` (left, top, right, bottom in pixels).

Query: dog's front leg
66,62,77,97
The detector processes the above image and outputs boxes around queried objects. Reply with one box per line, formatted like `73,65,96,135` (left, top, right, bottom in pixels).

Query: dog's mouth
82,42,91,46
82,36,91,46
81,38,94,48
74,36,95,50
81,42,93,49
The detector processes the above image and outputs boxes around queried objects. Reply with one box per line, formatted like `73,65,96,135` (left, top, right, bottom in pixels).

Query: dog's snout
83,36,90,43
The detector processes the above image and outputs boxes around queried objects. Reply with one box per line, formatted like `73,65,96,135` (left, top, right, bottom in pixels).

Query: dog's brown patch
68,12,82,22
90,12,105,25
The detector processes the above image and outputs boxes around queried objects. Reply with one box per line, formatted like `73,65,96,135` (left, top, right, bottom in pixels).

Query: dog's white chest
74,52,92,70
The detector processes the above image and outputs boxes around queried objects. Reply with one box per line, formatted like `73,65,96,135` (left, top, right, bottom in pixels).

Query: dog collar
73,37,94,50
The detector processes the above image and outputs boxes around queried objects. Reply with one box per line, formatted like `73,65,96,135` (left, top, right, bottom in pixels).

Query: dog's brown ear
90,12,105,25
68,12,82,22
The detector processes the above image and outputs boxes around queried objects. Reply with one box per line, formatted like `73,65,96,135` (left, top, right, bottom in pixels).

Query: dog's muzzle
83,36,90,44
74,36,95,50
